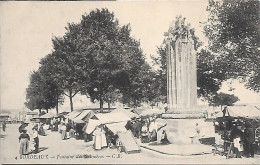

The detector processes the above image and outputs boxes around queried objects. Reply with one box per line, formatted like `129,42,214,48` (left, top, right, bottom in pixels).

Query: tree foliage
204,0,260,92
197,49,227,98
25,70,62,113
208,92,239,107
25,8,154,112
75,9,152,109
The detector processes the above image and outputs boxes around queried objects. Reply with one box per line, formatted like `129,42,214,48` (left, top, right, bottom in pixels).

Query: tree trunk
39,109,42,115
69,90,73,112
46,109,49,113
56,94,59,115
108,102,111,112
100,96,103,113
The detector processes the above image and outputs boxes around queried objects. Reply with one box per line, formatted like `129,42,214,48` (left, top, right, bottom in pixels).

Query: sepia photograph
0,0,260,164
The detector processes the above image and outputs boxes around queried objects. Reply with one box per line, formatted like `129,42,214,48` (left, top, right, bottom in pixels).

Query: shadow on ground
27,147,48,154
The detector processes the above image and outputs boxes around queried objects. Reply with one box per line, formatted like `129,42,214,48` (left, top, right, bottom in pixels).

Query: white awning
106,122,128,134
94,112,130,124
85,119,101,134
66,110,82,119
215,105,260,119
111,109,139,118
72,110,94,123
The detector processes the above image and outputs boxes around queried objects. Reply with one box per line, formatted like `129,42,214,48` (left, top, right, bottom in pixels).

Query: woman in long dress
100,126,107,148
94,127,102,150
19,129,30,155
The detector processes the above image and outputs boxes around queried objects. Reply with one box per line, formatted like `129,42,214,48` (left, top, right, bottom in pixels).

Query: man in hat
19,121,29,133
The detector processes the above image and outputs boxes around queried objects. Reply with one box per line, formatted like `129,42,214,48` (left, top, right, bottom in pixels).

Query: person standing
61,123,67,140
32,128,39,153
100,126,107,148
94,126,102,150
19,129,30,155
2,121,6,132
141,122,149,143
244,124,255,157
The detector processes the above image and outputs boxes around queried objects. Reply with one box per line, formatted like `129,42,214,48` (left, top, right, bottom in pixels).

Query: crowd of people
16,114,169,155
215,119,256,158
125,116,168,144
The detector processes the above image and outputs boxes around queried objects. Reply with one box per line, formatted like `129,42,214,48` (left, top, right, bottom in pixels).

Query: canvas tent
87,112,140,154
58,112,69,118
72,110,95,124
117,131,141,154
65,110,82,120
86,112,130,134
94,112,131,124
111,109,139,118
215,105,260,119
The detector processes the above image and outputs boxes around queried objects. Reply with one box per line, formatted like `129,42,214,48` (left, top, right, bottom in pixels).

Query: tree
27,8,155,112
151,47,167,104
197,49,227,99
38,54,65,114
204,0,260,92
75,9,152,110
103,89,122,110
208,92,239,109
25,70,58,114
51,23,88,112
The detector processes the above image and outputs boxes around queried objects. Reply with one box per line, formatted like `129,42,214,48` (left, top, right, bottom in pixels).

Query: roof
106,122,128,133
39,112,56,119
93,112,131,124
72,110,94,123
111,109,139,118
215,105,260,119
0,114,10,117
59,112,70,116
65,110,82,119
26,112,38,115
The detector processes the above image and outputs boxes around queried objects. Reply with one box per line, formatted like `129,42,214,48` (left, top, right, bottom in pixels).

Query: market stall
85,112,140,153
213,105,260,158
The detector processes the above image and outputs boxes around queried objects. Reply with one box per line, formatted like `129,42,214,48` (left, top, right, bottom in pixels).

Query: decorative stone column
161,16,214,144
165,16,197,113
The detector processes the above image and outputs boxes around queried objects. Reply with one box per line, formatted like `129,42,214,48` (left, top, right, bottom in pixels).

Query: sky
0,1,259,112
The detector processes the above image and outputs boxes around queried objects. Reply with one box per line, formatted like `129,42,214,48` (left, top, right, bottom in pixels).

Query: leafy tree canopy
208,92,239,108
204,0,260,92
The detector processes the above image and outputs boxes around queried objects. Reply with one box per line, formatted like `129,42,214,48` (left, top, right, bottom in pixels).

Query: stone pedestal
158,117,214,144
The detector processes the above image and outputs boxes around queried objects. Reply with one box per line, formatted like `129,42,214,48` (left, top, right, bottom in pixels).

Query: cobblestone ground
1,124,260,164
